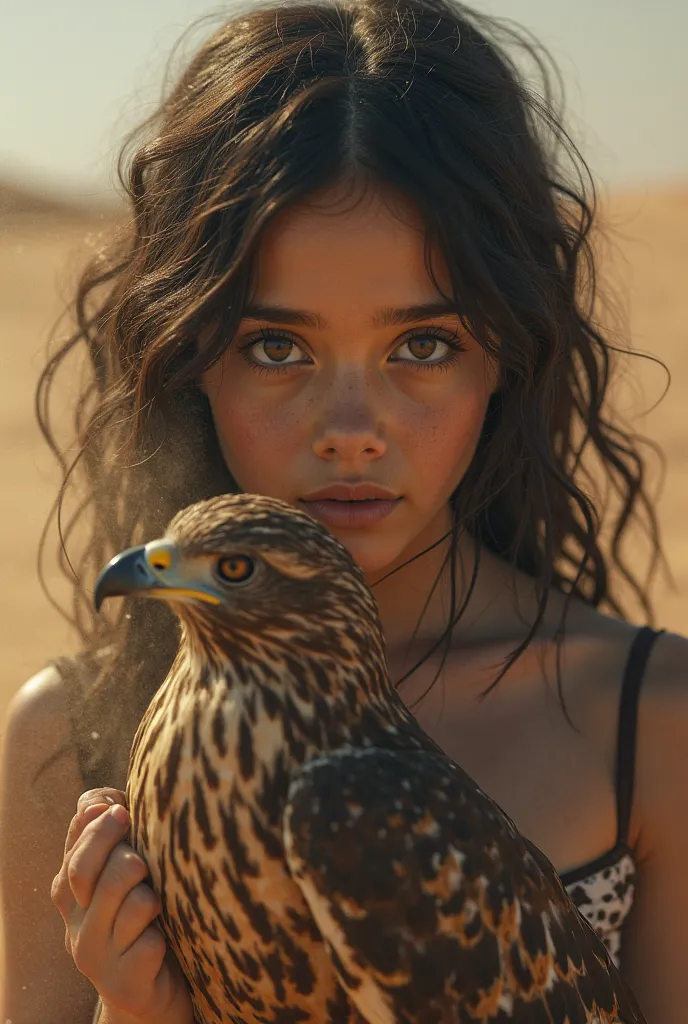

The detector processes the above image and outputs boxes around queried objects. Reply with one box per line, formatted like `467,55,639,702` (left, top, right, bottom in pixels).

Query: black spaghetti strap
615,626,665,846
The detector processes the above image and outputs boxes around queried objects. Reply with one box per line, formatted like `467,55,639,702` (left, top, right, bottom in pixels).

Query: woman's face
200,182,498,576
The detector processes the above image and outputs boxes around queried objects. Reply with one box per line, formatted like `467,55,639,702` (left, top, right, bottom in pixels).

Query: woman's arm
0,666,101,1023
619,630,688,1023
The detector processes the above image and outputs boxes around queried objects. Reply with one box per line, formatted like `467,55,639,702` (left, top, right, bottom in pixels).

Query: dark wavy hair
35,0,668,788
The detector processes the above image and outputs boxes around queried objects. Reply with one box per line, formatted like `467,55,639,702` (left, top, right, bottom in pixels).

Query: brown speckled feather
284,748,645,1024
111,494,647,1024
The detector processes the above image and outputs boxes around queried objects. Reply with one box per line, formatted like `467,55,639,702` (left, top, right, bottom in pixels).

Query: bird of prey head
94,492,390,694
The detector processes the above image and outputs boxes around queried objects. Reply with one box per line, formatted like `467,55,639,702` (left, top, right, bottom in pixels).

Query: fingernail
81,802,111,824
110,804,129,825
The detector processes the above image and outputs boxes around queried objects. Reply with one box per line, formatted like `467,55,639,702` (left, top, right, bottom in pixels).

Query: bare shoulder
632,628,688,846
2,662,90,812
639,626,688,694
556,603,680,717
613,631,688,1019
577,618,688,784
5,662,64,715
0,663,99,1022
634,626,688,744
4,663,73,771
1,660,85,871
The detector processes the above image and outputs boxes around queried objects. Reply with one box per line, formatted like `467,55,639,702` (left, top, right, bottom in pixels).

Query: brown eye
261,338,293,362
216,555,255,583
406,337,439,360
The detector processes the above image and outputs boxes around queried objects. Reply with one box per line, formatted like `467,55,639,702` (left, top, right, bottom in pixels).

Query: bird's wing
283,747,646,1024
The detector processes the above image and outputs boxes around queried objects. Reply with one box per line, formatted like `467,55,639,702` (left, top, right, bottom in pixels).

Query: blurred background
1,0,686,726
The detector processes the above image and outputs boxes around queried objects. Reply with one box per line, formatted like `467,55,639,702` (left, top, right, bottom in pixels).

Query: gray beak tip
93,545,151,612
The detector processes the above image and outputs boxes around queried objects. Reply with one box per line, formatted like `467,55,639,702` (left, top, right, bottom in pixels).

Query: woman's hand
51,788,194,1024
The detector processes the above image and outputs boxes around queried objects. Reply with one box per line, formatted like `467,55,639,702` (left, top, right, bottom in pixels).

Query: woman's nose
311,371,387,462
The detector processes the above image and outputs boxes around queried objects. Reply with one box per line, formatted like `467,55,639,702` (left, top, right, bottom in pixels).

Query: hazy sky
3,0,687,201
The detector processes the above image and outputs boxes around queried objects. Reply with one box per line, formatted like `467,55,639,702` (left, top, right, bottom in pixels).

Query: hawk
94,493,646,1024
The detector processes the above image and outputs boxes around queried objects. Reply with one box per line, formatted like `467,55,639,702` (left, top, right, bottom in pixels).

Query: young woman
2,0,685,1021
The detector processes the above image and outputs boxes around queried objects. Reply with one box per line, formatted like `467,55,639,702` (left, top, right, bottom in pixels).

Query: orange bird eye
216,555,255,583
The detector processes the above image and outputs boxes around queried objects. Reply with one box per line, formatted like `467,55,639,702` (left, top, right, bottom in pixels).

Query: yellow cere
147,545,173,571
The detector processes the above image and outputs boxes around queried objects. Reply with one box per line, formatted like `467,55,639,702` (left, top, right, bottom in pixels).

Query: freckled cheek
210,390,310,491
400,391,488,489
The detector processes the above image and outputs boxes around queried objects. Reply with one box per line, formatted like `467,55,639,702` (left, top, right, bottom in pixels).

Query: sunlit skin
198,180,547,665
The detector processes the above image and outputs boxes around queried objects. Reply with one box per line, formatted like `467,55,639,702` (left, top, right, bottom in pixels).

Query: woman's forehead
248,188,453,314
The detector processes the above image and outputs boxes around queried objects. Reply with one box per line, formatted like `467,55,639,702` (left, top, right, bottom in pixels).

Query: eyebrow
241,301,462,330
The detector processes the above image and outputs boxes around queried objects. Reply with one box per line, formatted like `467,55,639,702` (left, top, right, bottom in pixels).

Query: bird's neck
177,622,417,742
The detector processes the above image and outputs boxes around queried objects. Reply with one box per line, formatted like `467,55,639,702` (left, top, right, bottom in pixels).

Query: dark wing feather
283,748,646,1024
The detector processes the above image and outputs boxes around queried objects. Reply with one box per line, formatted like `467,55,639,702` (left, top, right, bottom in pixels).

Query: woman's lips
298,498,402,528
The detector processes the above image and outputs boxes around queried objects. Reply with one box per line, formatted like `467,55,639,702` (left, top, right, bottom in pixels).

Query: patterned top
563,847,636,968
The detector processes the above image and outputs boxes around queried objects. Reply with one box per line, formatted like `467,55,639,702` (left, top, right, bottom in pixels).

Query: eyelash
238,326,468,376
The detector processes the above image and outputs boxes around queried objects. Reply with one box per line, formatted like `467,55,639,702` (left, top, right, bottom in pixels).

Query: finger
76,788,127,815
60,893,84,955
75,838,150,950
91,923,169,1020
63,801,112,858
68,839,150,977
112,881,162,954
64,789,126,860
119,921,168,990
54,806,129,918
66,804,133,909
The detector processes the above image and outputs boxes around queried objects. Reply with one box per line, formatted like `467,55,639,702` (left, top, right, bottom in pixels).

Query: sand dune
0,181,686,727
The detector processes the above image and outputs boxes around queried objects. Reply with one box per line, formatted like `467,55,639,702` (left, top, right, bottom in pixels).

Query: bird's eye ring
216,555,255,584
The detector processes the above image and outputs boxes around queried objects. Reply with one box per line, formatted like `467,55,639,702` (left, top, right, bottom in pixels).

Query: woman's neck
366,506,561,664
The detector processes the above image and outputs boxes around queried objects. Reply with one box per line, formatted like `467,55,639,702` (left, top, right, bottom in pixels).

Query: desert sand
0,178,686,987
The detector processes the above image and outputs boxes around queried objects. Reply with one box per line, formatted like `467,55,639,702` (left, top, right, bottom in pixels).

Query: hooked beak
93,541,221,612
94,544,168,611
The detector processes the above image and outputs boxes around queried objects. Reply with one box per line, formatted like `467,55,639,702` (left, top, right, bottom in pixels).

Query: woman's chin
326,531,410,581
324,506,452,583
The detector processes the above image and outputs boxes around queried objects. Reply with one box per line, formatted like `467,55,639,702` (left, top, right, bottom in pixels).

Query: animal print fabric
563,849,636,969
